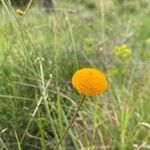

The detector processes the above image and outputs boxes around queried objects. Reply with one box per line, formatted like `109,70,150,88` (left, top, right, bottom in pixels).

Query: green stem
54,95,86,150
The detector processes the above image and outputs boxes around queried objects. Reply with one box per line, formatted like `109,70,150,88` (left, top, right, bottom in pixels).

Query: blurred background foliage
0,0,149,149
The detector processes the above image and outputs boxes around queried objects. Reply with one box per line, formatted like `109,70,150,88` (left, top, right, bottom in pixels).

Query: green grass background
0,0,150,149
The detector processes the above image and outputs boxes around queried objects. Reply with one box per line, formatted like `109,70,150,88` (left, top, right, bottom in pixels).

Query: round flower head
114,44,132,61
71,68,108,96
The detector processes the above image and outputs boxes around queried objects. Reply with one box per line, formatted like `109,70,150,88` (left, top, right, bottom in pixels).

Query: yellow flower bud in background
114,44,132,61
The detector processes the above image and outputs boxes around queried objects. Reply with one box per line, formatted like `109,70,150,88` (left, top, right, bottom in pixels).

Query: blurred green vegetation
0,0,150,149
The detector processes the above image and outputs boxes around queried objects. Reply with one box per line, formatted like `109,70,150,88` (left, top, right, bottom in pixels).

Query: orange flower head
71,68,108,96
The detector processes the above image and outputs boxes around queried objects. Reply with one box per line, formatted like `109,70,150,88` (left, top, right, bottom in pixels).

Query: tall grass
0,0,150,149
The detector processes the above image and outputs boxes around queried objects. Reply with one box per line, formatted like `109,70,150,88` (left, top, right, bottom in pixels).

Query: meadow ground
0,0,150,149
